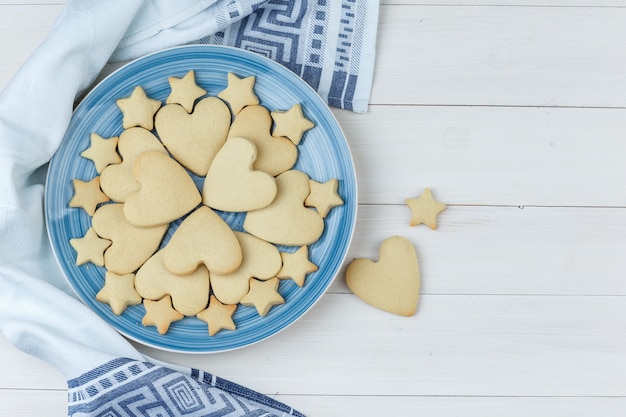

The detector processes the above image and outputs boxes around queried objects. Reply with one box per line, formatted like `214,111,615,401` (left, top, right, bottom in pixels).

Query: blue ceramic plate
45,45,357,353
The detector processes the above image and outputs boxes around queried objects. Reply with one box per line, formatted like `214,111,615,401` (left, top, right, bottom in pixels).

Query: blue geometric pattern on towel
200,0,372,111
67,358,304,416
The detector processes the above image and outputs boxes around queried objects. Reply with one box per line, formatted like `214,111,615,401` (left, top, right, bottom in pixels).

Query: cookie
135,249,209,316
276,245,318,288
196,295,237,336
304,178,343,218
116,86,162,130
345,236,420,317
154,97,231,176
68,176,110,216
99,127,168,202
96,271,142,315
217,72,259,114
240,277,284,317
228,105,297,177
80,133,121,173
123,150,201,227
91,203,168,275
162,206,242,276
405,187,446,229
244,170,324,246
142,294,184,335
166,70,206,113
271,103,314,145
69,227,111,267
202,136,277,212
210,231,282,305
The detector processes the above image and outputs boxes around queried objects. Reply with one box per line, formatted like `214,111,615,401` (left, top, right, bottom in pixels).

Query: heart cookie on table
154,96,231,176
345,236,420,317
123,150,201,227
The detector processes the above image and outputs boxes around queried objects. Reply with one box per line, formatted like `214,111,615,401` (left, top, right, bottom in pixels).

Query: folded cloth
0,0,380,415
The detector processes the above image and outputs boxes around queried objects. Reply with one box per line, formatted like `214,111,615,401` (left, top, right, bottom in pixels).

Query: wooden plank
372,5,626,107
0,390,66,416
333,105,626,207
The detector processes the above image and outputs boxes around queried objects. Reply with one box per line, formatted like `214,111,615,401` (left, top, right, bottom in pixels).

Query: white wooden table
2,1,626,415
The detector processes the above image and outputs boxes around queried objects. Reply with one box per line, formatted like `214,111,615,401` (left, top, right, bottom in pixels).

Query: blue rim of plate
45,45,357,353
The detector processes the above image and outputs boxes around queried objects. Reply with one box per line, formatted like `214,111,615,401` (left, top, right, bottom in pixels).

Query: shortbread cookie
217,72,259,114
196,295,237,336
203,137,277,212
80,133,121,173
211,231,282,305
69,176,109,216
91,203,167,275
135,250,209,316
228,105,297,176
345,236,420,317
244,170,324,246
276,246,318,288
166,70,206,113
116,86,162,130
142,295,184,335
240,277,284,317
405,188,446,229
154,97,231,176
124,151,201,227
162,206,242,276
271,103,314,145
69,227,111,267
304,178,343,218
96,271,142,315
99,127,167,202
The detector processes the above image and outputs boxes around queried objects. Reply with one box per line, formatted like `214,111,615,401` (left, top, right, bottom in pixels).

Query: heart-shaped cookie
203,137,277,212
91,203,168,275
154,97,230,176
228,105,297,177
211,231,282,305
162,206,242,276
124,151,201,227
135,249,210,316
345,236,420,317
99,127,168,202
244,170,324,246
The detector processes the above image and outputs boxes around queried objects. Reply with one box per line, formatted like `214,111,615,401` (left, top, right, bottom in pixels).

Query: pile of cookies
68,70,343,336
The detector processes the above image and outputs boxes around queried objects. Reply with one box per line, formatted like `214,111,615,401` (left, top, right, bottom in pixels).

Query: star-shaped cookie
217,72,259,114
116,86,162,130
80,133,121,173
197,295,237,336
304,178,343,218
96,271,142,315
240,277,284,317
405,188,446,230
142,295,184,335
69,227,111,266
277,246,318,287
271,103,314,145
166,70,206,113
69,176,110,216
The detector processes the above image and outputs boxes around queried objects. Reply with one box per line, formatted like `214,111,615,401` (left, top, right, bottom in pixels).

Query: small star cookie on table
166,70,206,113
69,227,111,267
240,277,285,317
305,178,344,218
405,187,446,230
197,295,237,336
217,72,259,114
277,246,318,287
96,271,142,315
69,176,110,216
271,103,314,145
116,86,162,130
80,133,121,173
142,295,184,335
